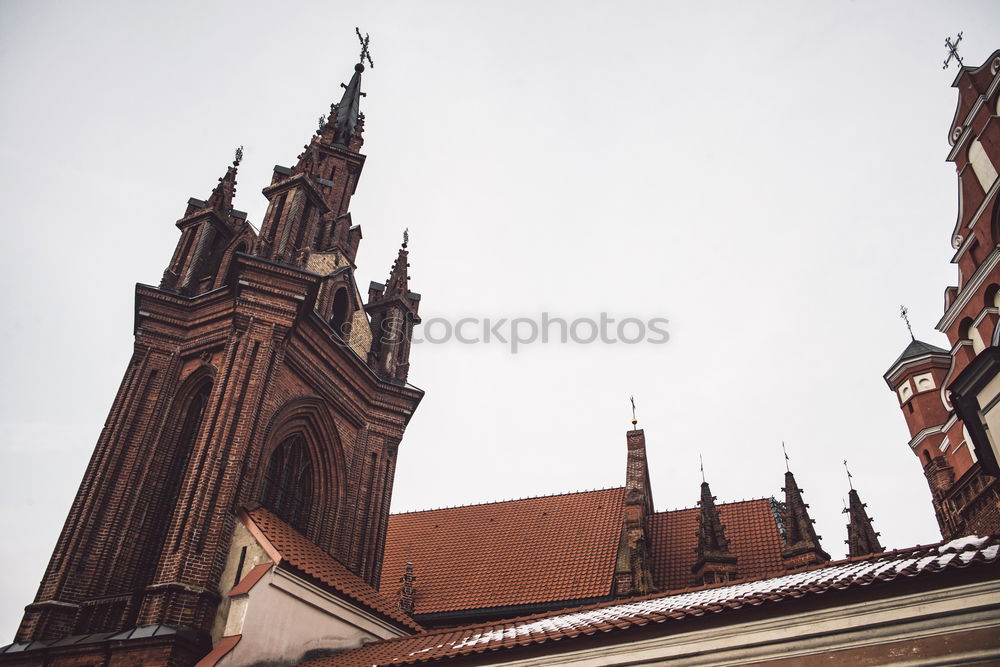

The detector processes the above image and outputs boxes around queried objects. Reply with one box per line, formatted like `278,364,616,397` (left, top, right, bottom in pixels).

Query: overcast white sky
2,0,1000,642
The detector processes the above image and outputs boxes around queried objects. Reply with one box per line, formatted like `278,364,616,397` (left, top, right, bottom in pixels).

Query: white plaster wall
218,567,407,667
211,521,272,645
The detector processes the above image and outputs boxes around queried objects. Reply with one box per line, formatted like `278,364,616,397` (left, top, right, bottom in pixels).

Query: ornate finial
318,114,326,131
234,145,244,167
782,441,790,472
699,453,705,483
900,305,915,341
943,32,964,70
356,27,374,69
403,228,409,249
843,459,854,490
629,395,638,428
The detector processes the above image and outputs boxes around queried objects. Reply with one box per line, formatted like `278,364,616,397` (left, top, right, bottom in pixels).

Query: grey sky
2,0,999,642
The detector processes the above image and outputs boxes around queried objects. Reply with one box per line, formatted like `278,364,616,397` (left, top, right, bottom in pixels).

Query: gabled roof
380,488,626,617
649,498,785,590
245,507,422,632
306,535,1000,666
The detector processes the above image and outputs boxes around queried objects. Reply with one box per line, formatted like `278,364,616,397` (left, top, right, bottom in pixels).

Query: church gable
206,507,419,666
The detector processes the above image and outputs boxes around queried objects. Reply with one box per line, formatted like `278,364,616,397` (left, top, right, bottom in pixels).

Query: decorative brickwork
884,49,1000,540
8,54,423,664
844,488,883,557
691,481,739,585
779,471,830,569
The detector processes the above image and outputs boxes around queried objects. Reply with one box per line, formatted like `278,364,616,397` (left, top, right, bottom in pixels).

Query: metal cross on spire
629,395,638,429
356,27,374,68
782,442,790,472
943,32,964,70
843,459,854,490
900,305,915,341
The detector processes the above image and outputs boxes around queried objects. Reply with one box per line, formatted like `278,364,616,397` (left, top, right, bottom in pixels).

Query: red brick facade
884,50,1000,540
8,58,422,663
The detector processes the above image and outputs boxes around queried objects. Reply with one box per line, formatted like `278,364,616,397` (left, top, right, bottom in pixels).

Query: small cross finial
782,441,790,472
900,305,915,341
843,459,854,490
629,395,637,428
943,32,964,70
699,453,705,483
356,27,374,69
234,145,244,167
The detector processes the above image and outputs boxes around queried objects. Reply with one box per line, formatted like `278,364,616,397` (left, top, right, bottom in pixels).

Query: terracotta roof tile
302,535,1000,666
649,498,785,590
380,488,626,615
245,507,422,632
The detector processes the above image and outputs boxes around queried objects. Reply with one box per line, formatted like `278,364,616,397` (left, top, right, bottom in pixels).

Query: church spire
692,478,738,585
386,229,411,295
780,469,830,569
331,63,366,147
205,146,242,213
366,230,421,383
844,488,884,557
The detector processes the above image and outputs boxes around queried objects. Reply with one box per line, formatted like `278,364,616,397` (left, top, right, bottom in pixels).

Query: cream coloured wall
217,567,407,666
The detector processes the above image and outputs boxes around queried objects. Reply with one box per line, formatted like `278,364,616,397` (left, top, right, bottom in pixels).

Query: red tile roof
380,488,626,616
303,535,1000,666
245,507,422,632
649,498,785,590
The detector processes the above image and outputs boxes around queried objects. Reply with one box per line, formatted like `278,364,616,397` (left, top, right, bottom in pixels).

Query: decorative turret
692,479,738,585
366,231,421,383
613,418,655,598
844,488,883,558
258,32,374,266
160,148,249,295
780,469,830,569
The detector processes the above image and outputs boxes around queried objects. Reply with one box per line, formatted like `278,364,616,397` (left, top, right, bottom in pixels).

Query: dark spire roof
844,488,883,558
781,471,830,562
890,339,950,368
331,63,365,147
385,231,411,296
695,481,731,555
204,151,240,214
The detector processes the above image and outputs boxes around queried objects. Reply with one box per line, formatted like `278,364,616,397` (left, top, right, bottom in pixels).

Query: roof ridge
348,534,998,649
390,486,626,515
653,496,777,514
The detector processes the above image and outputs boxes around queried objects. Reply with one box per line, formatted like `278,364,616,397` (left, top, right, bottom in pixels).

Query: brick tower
884,50,1000,539
9,48,422,663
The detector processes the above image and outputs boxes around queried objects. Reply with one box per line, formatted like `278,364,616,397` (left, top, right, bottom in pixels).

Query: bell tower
9,40,422,664
885,50,1000,540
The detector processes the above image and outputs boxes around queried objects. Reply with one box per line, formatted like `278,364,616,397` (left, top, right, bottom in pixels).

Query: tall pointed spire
692,479,738,585
844,488,884,557
330,28,373,147
205,146,242,213
385,229,411,296
331,63,365,147
614,427,655,597
366,230,421,383
780,470,830,569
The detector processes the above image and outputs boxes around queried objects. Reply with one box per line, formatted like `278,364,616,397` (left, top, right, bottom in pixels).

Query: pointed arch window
261,435,313,532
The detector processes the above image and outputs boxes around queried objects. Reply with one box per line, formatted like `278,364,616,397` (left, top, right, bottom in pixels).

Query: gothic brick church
2,41,1000,667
